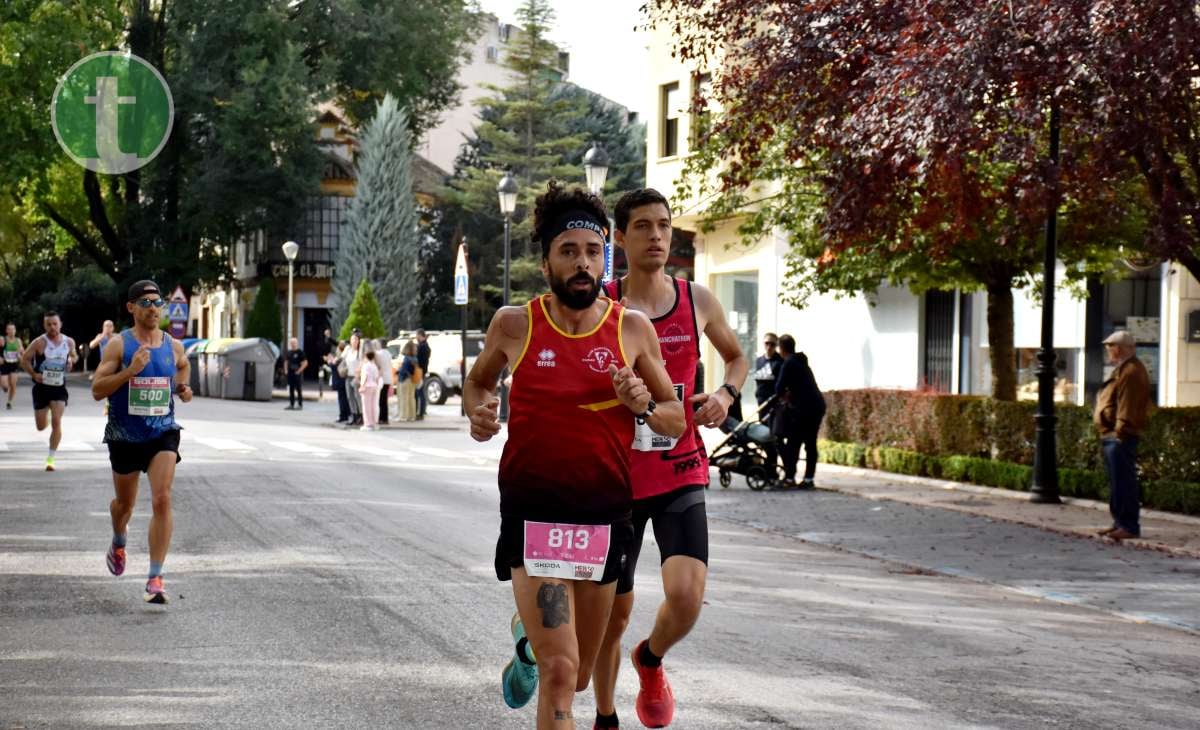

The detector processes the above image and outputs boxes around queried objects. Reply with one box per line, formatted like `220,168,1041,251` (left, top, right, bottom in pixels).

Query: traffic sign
167,302,188,321
454,242,469,306
170,285,186,302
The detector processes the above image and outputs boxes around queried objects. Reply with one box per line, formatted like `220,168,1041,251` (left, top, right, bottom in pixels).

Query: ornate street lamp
281,240,300,351
582,143,614,282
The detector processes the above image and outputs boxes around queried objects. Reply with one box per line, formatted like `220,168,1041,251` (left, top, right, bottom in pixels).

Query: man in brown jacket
1093,330,1151,540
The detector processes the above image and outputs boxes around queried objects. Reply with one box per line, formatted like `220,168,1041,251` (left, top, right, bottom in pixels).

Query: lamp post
1030,103,1062,504
281,240,299,352
583,142,613,282
496,171,518,422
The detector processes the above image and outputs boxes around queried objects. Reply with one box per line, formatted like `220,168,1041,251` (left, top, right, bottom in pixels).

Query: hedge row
820,389,1200,484
819,439,1200,515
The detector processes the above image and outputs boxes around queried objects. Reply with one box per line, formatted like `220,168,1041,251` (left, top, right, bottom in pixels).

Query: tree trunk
986,282,1017,401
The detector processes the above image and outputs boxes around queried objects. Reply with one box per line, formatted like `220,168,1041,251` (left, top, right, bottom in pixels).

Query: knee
537,654,579,694
151,492,172,514
111,496,135,516
606,597,633,638
664,582,705,622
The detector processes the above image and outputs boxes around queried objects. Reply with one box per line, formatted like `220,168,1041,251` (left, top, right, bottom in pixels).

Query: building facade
641,22,1200,409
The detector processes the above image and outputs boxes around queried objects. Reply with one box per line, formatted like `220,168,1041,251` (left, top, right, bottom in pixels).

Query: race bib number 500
128,376,171,416
523,521,611,582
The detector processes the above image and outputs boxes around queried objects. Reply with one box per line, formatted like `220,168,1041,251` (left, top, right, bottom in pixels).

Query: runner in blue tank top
91,280,193,605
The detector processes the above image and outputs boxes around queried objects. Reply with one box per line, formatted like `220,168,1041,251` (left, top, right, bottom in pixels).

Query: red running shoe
631,640,675,728
106,543,125,576
144,576,168,604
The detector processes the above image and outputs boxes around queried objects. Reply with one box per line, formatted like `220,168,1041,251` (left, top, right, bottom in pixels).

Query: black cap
127,280,161,302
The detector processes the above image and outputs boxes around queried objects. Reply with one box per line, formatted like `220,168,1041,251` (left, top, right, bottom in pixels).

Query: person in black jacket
753,333,784,405
772,334,826,488
415,329,431,420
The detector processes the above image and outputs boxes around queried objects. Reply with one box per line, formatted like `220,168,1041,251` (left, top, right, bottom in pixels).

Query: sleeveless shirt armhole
687,280,702,357
617,306,630,369
510,300,535,374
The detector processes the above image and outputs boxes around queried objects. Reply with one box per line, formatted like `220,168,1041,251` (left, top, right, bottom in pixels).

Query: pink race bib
523,521,611,582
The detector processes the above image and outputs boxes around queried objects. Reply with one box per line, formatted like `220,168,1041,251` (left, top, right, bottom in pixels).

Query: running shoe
144,576,168,604
44,456,55,472
632,640,675,728
5,401,11,410
106,543,126,576
501,612,537,709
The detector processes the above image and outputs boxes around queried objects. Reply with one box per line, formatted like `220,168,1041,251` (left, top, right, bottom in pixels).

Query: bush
338,279,387,341
244,278,283,345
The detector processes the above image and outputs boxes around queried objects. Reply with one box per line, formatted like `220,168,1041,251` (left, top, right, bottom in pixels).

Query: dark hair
43,311,60,320
365,350,376,361
415,328,426,337
614,188,671,233
531,179,608,258
778,334,796,355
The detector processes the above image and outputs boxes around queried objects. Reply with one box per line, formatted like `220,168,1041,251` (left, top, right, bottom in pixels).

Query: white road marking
0,442,7,452
269,441,332,456
341,444,410,460
192,437,256,452
407,446,464,459
55,441,95,452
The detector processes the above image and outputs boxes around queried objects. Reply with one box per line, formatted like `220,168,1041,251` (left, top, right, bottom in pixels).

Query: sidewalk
698,428,1200,558
800,465,1200,558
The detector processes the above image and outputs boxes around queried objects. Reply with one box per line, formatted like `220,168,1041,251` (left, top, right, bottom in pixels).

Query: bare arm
619,310,686,439
67,338,78,367
19,336,40,381
691,284,751,427
464,307,526,442
173,339,192,402
93,337,152,400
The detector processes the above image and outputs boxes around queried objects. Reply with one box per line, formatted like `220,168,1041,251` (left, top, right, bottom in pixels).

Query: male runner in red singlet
465,181,685,729
592,189,749,729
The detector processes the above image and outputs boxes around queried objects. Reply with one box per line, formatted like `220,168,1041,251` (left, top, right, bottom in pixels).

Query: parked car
387,330,486,405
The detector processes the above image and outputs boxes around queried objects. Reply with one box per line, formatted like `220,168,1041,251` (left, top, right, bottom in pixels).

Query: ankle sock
148,561,163,579
47,448,56,459
515,636,536,665
112,532,127,548
639,641,662,668
595,710,619,728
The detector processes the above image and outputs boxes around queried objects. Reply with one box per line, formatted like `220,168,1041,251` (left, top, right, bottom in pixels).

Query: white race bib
3,350,17,363
41,362,65,386
632,383,683,452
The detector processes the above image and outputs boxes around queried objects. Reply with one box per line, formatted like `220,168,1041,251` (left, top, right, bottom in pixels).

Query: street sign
170,321,186,338
170,285,186,302
167,302,188,321
454,242,469,306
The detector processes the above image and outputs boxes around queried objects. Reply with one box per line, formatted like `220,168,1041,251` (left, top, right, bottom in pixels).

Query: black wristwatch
636,399,657,420
719,383,740,401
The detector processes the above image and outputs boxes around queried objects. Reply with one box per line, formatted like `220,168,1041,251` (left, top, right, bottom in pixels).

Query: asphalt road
2,381,1199,728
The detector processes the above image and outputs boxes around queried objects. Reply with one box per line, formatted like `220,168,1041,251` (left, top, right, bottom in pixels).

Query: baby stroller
709,397,782,490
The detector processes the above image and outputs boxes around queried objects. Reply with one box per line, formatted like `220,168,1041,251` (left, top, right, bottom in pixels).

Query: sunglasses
135,297,165,308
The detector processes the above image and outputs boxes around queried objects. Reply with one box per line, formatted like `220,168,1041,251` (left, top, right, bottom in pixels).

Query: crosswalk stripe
270,441,332,455
56,440,96,452
341,443,410,460
0,442,7,452
191,437,256,452
408,446,464,459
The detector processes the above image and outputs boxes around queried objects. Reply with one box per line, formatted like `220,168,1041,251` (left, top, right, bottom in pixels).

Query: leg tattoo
554,710,573,720
537,583,570,629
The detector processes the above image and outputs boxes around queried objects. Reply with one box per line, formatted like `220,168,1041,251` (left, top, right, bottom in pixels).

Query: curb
816,463,1200,559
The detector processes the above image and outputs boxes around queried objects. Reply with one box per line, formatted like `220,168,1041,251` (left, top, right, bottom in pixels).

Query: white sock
48,448,56,459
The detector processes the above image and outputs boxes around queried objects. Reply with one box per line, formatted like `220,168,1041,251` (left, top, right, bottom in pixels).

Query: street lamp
582,142,614,282
281,240,299,352
1030,104,1062,504
496,171,519,422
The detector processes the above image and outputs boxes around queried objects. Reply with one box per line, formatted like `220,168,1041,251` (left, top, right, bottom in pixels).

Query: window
299,195,348,262
661,82,681,157
691,73,712,143
485,46,499,63
498,23,510,43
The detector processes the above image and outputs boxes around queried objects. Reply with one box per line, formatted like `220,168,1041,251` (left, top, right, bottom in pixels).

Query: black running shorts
0,362,18,375
616,484,709,595
495,512,634,586
31,383,68,410
107,429,182,475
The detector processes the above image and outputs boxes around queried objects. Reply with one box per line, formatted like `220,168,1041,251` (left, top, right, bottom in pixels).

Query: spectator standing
396,341,418,422
285,337,308,410
754,333,784,470
415,329,431,420
373,338,394,426
87,320,116,378
343,331,363,426
358,349,382,430
1094,330,1152,541
330,340,350,423
772,335,826,488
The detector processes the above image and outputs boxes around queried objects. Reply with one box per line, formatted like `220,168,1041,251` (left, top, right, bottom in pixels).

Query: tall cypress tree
244,277,283,347
332,93,420,336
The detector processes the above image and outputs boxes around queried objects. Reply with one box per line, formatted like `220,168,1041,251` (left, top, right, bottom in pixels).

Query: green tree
338,279,386,340
244,277,283,346
0,0,475,291
333,94,419,336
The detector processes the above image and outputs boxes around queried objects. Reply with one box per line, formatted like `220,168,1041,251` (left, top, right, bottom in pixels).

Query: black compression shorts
616,484,709,595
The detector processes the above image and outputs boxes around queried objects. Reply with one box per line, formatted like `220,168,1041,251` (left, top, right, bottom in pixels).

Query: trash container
184,339,206,395
202,338,238,398
219,338,279,401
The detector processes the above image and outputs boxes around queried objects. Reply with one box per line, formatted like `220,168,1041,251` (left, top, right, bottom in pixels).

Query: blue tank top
104,329,180,443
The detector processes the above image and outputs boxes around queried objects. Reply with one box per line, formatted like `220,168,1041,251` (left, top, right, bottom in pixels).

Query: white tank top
42,335,71,363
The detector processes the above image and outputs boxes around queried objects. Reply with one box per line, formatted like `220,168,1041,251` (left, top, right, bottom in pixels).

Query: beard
548,270,601,310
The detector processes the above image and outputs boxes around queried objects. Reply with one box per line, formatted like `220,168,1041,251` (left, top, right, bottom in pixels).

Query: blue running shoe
501,612,537,709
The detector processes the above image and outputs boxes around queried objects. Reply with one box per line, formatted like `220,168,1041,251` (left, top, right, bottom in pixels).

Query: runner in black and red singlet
592,188,749,729
465,181,685,730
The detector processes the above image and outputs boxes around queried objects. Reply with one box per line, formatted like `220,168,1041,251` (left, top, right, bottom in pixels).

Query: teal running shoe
501,612,537,709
